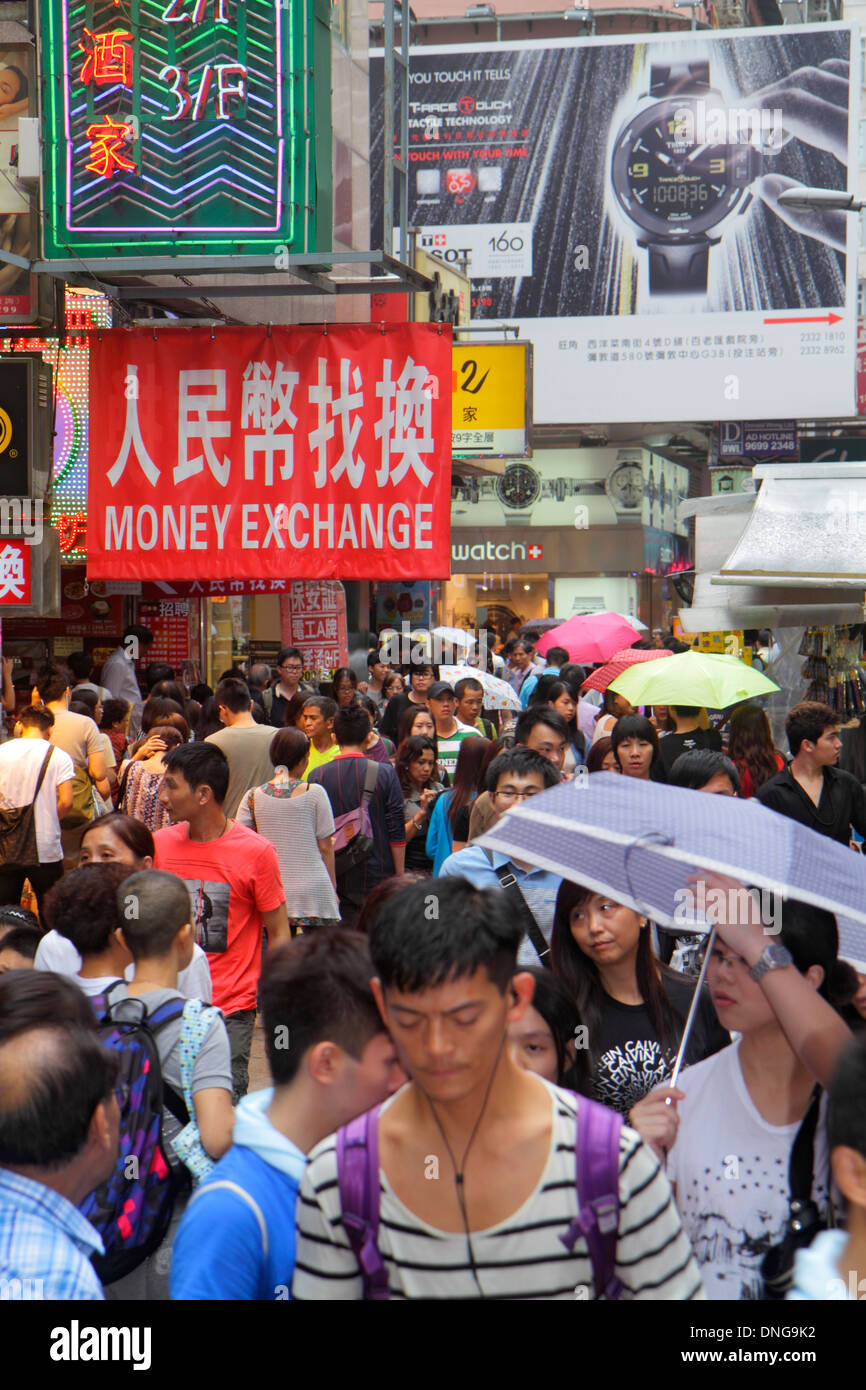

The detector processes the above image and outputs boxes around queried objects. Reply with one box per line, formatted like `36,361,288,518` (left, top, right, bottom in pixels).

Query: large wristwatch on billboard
610,61,762,296
494,464,604,523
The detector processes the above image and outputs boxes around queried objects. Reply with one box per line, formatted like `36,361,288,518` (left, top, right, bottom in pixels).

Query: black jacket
755,763,866,845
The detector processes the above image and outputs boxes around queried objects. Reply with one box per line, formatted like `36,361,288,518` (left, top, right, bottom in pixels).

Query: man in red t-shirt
154,742,290,1100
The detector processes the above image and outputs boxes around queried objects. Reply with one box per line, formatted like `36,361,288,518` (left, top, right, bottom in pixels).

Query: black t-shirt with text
574,972,729,1118
659,727,722,774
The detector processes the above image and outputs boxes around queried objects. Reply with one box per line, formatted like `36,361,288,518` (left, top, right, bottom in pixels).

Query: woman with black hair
331,666,358,709
667,874,854,1300
610,713,667,782
591,687,634,744
508,966,581,1086
551,880,728,1139
395,734,444,873
425,734,492,872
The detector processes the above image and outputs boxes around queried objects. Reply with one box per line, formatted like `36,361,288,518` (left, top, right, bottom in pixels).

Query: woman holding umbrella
667,874,853,1301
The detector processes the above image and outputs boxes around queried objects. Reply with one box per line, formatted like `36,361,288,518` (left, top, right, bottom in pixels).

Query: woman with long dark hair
395,734,444,873
508,966,581,1086
610,713,667,782
425,735,491,872
728,703,784,798
591,687,634,744
667,875,853,1300
551,879,728,1142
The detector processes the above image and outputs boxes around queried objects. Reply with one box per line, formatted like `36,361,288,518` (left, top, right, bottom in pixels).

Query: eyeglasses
279,664,302,673
494,787,543,802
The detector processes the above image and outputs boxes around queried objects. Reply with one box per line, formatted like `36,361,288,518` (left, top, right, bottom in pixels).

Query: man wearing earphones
292,877,704,1301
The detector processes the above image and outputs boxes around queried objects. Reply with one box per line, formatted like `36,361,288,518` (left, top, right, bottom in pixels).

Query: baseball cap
428,682,456,700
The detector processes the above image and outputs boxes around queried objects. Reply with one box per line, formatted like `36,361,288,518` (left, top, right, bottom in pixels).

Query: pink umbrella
535,613,644,665
582,647,673,693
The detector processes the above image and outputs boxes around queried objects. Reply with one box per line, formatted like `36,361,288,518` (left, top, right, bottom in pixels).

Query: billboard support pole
382,0,410,265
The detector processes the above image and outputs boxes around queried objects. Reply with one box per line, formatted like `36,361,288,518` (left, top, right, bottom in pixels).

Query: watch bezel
495,463,541,511
610,96,756,241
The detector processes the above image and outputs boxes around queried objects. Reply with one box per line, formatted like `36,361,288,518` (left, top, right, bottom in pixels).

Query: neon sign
40,0,325,256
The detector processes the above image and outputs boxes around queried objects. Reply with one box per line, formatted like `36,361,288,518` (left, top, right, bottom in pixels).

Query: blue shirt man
437,745,563,968
0,1167,104,1300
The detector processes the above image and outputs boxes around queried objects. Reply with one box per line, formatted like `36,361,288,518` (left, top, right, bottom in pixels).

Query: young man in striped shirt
292,878,705,1301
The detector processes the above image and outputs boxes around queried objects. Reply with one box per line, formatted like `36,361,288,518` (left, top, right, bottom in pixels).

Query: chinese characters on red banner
87,325,452,581
283,581,348,681
0,541,31,605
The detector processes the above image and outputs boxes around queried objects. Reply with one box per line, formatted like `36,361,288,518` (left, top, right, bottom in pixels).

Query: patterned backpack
170,998,224,1185
79,987,194,1285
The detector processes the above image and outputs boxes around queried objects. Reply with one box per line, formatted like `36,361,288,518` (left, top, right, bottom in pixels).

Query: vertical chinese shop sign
281,582,348,685
40,0,321,256
86,324,453,581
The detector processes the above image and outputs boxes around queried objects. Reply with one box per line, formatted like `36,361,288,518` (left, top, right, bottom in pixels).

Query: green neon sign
40,0,326,256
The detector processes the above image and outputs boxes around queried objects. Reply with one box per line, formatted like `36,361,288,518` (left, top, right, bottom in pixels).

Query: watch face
607,463,644,508
611,97,757,239
496,464,541,510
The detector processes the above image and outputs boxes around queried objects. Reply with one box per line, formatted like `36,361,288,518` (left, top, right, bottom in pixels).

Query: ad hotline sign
371,24,859,423
86,324,453,582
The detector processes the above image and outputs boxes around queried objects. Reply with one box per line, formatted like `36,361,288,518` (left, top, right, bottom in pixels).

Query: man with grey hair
0,972,120,1299
247,663,273,718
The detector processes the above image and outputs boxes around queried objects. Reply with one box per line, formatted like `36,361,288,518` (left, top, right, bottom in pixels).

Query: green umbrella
608,649,779,709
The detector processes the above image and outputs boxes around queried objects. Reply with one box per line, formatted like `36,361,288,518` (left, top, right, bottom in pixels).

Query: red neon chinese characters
79,27,135,89
85,116,137,179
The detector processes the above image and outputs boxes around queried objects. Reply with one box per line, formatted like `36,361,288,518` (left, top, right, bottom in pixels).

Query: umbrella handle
666,923,717,1102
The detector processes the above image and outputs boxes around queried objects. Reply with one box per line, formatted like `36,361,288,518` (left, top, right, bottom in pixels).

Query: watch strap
749,943,793,982
648,242,710,295
649,60,711,97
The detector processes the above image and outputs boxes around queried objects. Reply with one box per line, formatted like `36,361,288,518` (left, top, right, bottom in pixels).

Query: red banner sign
0,541,31,605
87,325,452,581
281,581,348,682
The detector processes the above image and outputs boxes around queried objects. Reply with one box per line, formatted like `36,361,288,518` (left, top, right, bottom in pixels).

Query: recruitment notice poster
370,24,858,423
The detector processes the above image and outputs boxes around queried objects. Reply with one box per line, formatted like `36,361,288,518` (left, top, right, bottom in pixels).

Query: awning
720,462,866,584
676,479,866,633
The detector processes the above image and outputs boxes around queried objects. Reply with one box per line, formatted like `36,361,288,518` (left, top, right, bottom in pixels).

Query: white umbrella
432,626,476,650
439,664,521,712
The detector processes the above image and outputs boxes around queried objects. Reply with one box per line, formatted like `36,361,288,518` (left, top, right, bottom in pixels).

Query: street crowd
0,620,865,1303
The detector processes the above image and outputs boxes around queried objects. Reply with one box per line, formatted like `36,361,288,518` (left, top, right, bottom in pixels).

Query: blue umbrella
478,771,866,964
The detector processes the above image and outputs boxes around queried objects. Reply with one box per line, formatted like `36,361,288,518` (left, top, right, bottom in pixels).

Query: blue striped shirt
0,1167,104,1300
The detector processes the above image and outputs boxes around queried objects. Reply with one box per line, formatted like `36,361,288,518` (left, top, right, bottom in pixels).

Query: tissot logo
451,540,543,562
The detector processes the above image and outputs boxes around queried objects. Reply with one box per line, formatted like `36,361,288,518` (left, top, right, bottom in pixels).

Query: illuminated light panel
40,0,320,255
0,291,112,565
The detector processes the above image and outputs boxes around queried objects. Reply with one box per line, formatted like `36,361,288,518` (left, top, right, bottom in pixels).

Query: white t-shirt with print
0,739,75,862
667,1041,829,1301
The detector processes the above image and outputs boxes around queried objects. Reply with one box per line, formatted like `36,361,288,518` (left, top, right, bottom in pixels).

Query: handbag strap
787,1085,822,1203
32,744,53,802
484,848,551,968
361,759,378,802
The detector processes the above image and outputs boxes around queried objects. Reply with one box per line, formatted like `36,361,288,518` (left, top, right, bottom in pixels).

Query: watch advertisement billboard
370,24,858,424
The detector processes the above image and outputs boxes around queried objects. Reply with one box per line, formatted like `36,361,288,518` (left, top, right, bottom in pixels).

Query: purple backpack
336,1094,624,1300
